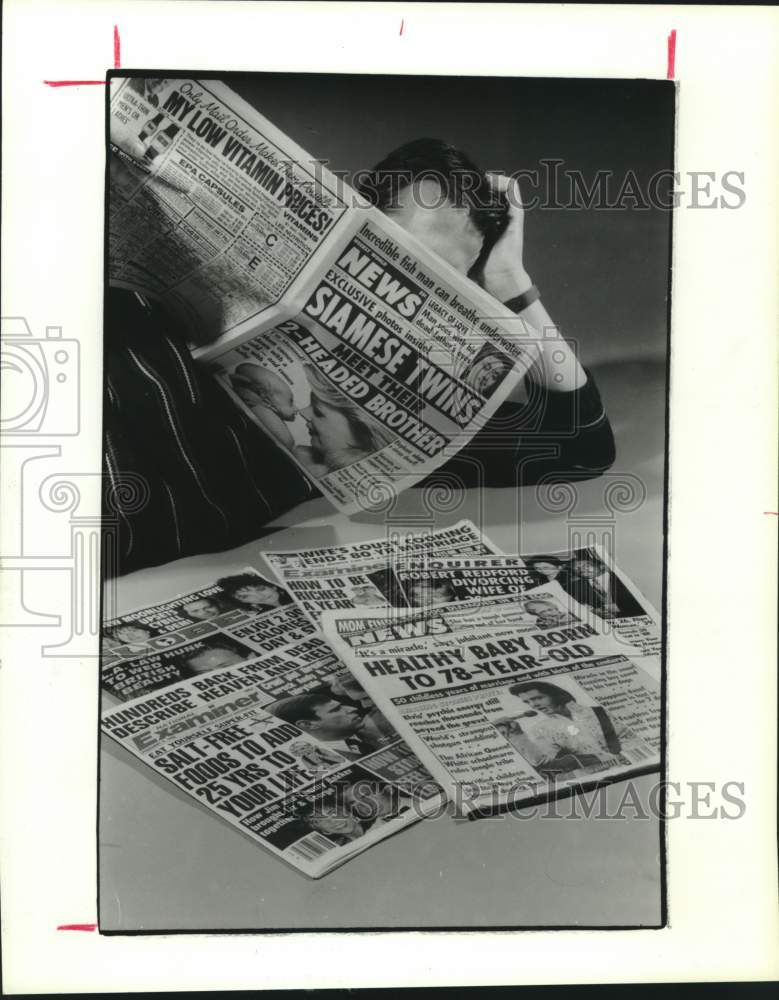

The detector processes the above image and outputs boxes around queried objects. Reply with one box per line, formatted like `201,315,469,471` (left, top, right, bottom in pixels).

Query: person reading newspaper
106,112,614,573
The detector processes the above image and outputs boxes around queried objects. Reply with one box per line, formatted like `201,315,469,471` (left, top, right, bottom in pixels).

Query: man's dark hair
356,138,506,235
508,681,574,707
525,556,564,568
270,691,334,726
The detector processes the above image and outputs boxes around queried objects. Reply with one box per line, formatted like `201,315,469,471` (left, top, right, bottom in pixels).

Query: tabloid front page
101,567,443,878
109,78,540,512
323,580,661,816
261,519,504,626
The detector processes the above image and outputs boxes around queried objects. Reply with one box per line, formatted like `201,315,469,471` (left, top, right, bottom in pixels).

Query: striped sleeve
422,369,616,489
103,290,316,575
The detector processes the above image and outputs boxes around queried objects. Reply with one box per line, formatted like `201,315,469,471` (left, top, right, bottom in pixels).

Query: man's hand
481,173,533,302
481,172,588,392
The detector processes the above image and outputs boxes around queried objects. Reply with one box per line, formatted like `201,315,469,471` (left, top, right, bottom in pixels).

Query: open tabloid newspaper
101,566,444,878
108,77,540,512
322,579,662,816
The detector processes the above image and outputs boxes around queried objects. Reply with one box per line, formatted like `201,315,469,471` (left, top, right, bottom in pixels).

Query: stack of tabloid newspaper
101,520,662,877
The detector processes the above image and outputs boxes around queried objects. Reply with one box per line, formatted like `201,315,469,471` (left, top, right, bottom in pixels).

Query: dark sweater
103,289,615,575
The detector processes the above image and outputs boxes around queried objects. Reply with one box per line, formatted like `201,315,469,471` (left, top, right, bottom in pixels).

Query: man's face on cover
350,586,384,607
524,600,557,617
186,646,243,674
520,688,557,716
309,806,363,841
574,559,599,579
307,699,363,739
471,355,506,395
183,598,221,621
406,578,452,606
237,365,296,421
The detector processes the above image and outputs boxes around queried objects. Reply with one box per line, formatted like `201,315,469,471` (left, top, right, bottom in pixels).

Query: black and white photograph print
98,68,673,932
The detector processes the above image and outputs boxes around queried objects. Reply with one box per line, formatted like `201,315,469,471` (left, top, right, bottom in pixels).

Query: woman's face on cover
234,583,278,606
301,395,359,457
390,178,483,274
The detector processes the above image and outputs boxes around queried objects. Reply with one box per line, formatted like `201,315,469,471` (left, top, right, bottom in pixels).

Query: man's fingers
486,171,524,213
486,171,511,192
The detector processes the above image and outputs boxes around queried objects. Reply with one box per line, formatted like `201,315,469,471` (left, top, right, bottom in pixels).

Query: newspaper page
388,553,662,665
261,519,504,626
518,545,662,659
101,568,443,877
108,78,540,512
205,214,536,512
109,77,351,342
323,582,661,816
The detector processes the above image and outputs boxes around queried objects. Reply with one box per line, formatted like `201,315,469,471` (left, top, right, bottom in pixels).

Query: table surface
99,445,665,931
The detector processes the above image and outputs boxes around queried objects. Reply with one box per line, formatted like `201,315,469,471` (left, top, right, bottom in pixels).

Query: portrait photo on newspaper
100,71,672,931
